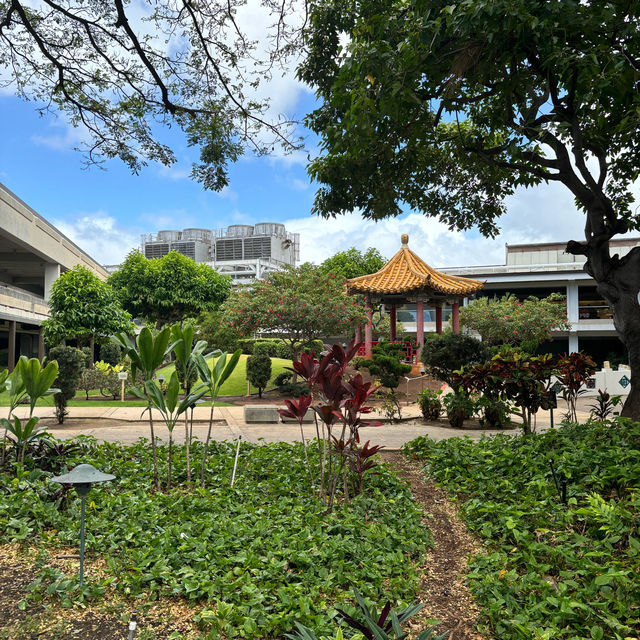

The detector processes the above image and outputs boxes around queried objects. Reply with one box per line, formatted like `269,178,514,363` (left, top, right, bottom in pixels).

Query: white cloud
283,179,606,267
31,120,88,152
53,212,140,265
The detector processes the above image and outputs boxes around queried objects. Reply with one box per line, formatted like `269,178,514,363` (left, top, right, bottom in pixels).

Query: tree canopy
42,265,133,347
109,251,232,326
0,0,299,188
300,0,640,417
319,247,386,279
460,294,570,349
221,263,365,359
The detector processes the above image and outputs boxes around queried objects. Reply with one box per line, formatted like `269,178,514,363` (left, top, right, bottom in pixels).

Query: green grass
157,353,292,397
1,439,430,638
404,420,640,640
0,354,291,407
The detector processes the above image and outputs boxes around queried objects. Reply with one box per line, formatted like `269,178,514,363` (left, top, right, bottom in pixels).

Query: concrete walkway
12,402,593,449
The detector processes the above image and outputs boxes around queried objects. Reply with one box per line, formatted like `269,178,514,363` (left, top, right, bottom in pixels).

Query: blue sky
0,79,598,268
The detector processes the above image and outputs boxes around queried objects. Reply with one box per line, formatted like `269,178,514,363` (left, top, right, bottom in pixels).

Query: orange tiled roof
347,235,484,296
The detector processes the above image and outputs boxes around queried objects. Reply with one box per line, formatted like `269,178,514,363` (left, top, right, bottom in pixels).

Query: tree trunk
608,292,640,418
567,234,640,419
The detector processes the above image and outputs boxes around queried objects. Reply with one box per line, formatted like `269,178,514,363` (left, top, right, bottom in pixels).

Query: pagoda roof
347,235,484,297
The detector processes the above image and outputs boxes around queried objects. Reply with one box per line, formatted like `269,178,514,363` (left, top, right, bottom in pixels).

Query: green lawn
156,353,292,397
0,355,291,407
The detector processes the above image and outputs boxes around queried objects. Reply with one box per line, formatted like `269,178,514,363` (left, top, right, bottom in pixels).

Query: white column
566,282,579,323
44,263,61,302
569,332,579,353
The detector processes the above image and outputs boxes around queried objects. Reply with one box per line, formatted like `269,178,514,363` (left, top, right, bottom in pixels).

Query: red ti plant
555,352,596,422
278,395,315,486
285,340,383,508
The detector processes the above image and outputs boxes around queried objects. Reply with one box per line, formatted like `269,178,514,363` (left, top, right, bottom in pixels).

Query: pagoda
347,234,484,360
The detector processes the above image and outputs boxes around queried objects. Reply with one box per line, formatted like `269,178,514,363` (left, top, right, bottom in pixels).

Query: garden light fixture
50,463,115,585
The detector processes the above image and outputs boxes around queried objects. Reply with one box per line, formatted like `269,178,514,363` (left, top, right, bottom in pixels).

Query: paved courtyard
13,401,596,449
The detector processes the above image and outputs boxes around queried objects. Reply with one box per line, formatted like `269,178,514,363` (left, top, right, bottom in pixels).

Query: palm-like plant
112,327,176,490
132,372,207,489
194,349,241,487
171,324,208,482
0,357,59,467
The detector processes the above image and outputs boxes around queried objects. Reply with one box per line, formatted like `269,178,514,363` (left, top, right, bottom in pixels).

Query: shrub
238,338,256,354
254,341,278,357
360,342,412,389
416,389,442,421
48,346,86,423
442,392,475,428
99,342,122,366
276,341,291,359
421,333,489,389
301,339,325,356
274,371,293,387
474,395,512,429
376,388,403,421
246,354,272,397
79,367,105,400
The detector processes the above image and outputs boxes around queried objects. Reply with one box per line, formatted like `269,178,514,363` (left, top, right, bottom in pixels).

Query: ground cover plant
404,420,640,640
0,438,430,639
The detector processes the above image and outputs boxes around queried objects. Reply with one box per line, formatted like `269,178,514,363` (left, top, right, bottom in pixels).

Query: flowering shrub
460,293,570,348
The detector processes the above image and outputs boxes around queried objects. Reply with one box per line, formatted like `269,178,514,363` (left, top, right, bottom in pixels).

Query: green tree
222,264,366,360
300,0,640,418
246,354,272,398
110,251,232,326
319,247,386,279
48,346,86,424
42,266,133,351
1,0,298,189
460,294,570,349
196,311,241,353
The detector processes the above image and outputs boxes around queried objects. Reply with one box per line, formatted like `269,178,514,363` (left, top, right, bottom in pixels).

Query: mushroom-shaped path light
51,464,116,585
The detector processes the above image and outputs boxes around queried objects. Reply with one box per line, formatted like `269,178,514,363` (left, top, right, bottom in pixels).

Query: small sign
117,371,128,381
619,375,631,389
548,390,558,409
550,381,563,394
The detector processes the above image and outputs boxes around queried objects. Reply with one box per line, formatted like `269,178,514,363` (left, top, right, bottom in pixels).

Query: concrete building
0,183,108,369
396,237,638,365
141,222,300,283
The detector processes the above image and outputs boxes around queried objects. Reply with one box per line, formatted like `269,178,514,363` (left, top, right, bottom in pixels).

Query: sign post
118,371,129,402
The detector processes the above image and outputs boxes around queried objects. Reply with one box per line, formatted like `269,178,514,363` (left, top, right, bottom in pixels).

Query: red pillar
355,324,362,345
435,305,443,335
389,305,397,342
452,303,460,334
365,300,373,359
416,301,424,362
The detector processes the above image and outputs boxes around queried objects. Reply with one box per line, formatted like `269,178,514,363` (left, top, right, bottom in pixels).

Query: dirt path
380,451,487,640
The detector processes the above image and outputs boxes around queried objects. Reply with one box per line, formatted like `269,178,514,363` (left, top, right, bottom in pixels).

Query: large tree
0,0,299,187
222,263,365,359
460,294,571,349
319,247,386,279
299,0,640,417
109,250,231,326
42,265,133,349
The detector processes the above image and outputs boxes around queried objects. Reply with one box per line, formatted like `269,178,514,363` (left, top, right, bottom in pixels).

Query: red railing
356,341,417,364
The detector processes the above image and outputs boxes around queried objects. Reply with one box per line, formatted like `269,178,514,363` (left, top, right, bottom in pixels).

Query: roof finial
401,233,409,246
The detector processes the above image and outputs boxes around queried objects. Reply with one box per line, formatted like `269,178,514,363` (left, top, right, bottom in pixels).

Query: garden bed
404,419,640,640
0,439,431,639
